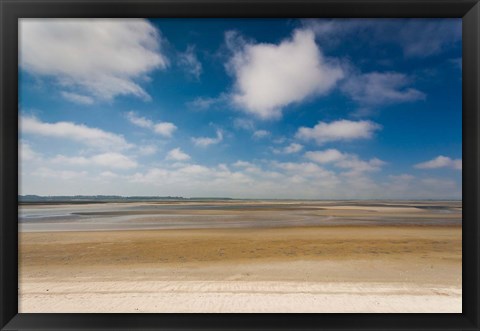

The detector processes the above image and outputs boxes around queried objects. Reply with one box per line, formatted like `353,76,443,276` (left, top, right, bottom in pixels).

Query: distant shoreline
18,195,462,205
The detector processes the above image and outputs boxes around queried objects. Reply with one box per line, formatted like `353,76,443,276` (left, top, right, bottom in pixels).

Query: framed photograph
1,0,479,330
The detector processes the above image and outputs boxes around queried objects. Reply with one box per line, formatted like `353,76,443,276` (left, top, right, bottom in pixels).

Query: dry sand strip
19,280,461,313
19,225,461,313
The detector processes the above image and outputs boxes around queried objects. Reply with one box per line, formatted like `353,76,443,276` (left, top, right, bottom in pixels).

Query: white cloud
178,164,210,176
284,143,303,154
305,148,385,175
342,72,425,107
389,174,415,181
272,161,338,185
166,148,191,161
233,160,254,168
153,122,177,138
60,91,94,105
90,153,137,169
126,111,177,138
178,45,202,79
296,120,381,145
414,155,462,170
20,141,40,161
34,167,88,180
336,156,385,175
21,153,459,199
52,152,137,169
253,130,270,139
21,116,132,150
304,149,344,164
274,143,303,154
232,160,261,173
100,171,119,178
192,129,223,147
233,119,270,139
138,145,157,156
20,19,168,102
227,29,344,119
126,111,153,128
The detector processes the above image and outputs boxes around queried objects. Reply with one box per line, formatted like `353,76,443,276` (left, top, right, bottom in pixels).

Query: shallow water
18,201,462,232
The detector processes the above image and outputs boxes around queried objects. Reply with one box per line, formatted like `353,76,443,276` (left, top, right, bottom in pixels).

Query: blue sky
19,18,462,199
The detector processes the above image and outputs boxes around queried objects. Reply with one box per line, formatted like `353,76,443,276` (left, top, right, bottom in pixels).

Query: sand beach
18,200,462,313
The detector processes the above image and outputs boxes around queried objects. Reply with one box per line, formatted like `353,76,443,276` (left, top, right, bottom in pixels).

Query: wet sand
19,201,462,313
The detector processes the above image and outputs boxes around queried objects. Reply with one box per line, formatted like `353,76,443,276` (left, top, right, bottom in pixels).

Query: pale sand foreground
19,225,461,313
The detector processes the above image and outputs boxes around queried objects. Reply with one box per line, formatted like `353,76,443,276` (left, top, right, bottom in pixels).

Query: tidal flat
19,200,462,313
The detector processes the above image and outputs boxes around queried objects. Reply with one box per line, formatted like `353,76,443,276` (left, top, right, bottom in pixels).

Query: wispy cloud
186,94,228,111
126,111,177,138
21,116,132,151
252,130,270,139
303,18,461,58
178,45,202,79
60,91,94,105
342,72,425,109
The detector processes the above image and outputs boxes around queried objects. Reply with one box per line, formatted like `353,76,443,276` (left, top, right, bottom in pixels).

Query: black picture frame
1,0,479,330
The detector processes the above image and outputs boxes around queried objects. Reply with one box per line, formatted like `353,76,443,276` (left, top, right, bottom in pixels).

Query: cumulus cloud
126,111,177,138
20,19,168,102
126,111,153,128
21,116,132,150
227,29,344,119
342,72,425,108
166,148,191,161
153,123,177,137
21,153,459,199
305,148,385,175
52,152,138,169
336,156,385,175
304,149,344,164
178,45,202,79
192,130,223,147
414,155,462,170
296,120,381,145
